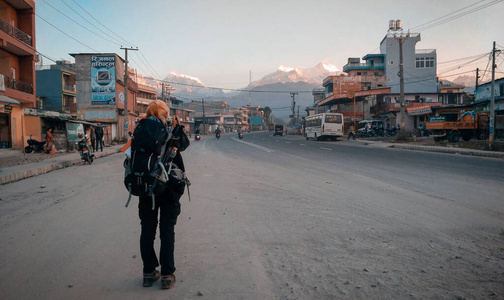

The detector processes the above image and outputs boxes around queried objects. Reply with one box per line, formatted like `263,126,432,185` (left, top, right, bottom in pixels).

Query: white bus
305,112,344,141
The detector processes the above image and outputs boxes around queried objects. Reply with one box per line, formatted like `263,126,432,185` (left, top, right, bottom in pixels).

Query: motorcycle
385,127,398,137
25,134,46,153
195,133,201,141
238,132,243,139
76,134,94,164
216,132,221,139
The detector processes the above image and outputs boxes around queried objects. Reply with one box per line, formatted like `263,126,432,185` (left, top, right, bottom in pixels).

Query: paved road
0,132,503,299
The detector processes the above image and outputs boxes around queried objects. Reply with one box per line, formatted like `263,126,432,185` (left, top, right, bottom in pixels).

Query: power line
411,0,486,31
58,0,124,46
35,13,102,53
68,0,137,47
412,0,503,32
42,0,121,47
138,50,161,79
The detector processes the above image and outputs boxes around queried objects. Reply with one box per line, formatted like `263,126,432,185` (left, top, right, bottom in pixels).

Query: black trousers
138,195,181,276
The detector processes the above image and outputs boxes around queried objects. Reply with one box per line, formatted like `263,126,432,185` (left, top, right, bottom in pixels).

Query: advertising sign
67,123,84,142
91,56,116,105
429,116,446,122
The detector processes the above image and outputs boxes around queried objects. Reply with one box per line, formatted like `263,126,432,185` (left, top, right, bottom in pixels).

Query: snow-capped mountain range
249,62,340,87
137,62,340,99
136,62,340,120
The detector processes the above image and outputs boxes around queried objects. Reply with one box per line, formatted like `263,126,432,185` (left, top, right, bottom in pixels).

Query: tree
263,106,272,125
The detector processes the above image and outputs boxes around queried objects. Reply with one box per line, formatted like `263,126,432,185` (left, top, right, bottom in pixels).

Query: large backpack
123,117,190,209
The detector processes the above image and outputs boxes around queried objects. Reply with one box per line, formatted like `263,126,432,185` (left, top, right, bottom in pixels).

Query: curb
0,148,122,185
390,144,504,158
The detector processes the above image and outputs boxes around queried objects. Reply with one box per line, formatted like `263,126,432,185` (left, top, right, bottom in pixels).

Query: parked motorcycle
238,132,243,139
25,134,46,153
76,134,94,164
385,127,398,137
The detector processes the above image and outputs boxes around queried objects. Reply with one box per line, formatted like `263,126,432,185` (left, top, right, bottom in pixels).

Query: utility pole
161,82,166,103
202,98,206,135
489,41,497,149
475,68,480,90
397,36,407,131
290,92,298,125
248,70,252,106
121,46,138,139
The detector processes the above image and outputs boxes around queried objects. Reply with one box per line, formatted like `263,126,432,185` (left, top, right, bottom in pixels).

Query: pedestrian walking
95,123,104,152
137,100,185,290
44,127,55,154
347,125,355,140
90,126,96,152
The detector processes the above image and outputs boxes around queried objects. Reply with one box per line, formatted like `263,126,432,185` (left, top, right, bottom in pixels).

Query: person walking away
138,100,183,290
95,123,104,152
347,125,355,140
44,127,54,154
90,126,96,152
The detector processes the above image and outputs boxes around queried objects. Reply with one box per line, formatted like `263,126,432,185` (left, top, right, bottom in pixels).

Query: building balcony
343,62,385,72
3,75,33,94
0,17,32,46
63,85,76,93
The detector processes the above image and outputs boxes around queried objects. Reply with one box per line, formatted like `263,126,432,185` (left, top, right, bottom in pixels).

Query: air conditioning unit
0,74,5,92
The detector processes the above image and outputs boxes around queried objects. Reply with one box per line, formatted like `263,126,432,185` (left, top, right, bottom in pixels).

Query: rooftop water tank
389,20,396,30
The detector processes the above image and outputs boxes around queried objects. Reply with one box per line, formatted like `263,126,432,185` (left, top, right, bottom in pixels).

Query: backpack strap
186,178,191,201
125,183,133,207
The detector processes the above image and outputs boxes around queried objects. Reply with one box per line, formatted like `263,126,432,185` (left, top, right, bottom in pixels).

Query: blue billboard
91,55,116,105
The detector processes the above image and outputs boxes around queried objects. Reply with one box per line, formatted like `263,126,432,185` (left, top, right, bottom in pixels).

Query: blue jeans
95,138,103,152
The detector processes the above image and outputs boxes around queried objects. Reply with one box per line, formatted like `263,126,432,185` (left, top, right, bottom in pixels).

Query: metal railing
63,85,76,92
3,75,34,94
0,18,32,46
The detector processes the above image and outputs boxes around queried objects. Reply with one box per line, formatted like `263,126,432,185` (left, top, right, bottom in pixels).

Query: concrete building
0,0,36,149
36,61,76,114
474,77,504,139
380,20,437,94
70,53,137,143
317,20,467,133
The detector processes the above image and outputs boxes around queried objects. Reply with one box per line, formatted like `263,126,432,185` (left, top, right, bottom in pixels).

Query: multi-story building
474,77,504,139
317,20,466,132
70,53,137,143
135,82,157,117
36,61,76,114
169,97,194,132
0,0,36,149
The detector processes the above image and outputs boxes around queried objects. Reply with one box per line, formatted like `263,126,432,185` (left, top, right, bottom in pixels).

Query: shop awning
0,95,21,105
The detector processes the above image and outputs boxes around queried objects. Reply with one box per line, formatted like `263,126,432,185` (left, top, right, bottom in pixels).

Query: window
426,57,435,68
416,57,424,68
325,115,342,124
416,57,435,68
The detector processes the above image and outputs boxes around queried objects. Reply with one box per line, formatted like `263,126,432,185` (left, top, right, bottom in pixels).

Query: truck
425,107,488,142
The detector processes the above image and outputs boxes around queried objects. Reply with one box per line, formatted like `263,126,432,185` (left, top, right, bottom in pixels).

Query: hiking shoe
161,274,176,289
142,270,160,287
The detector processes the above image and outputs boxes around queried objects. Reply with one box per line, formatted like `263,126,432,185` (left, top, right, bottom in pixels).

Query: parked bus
305,112,344,141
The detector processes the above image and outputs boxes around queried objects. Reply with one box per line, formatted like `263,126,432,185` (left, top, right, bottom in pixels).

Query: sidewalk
389,142,504,159
0,144,124,185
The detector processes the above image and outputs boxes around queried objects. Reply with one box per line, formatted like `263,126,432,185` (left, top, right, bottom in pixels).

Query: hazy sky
35,0,503,89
